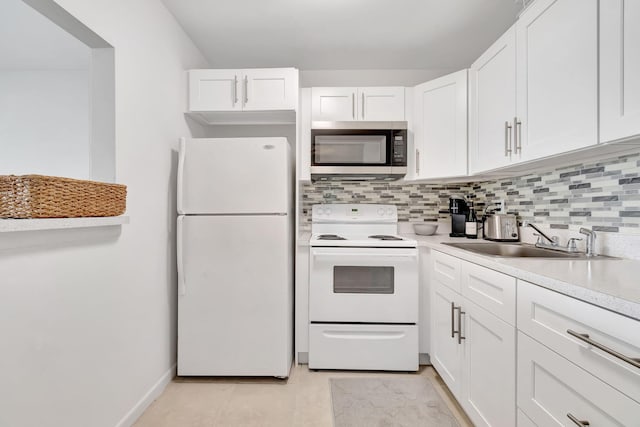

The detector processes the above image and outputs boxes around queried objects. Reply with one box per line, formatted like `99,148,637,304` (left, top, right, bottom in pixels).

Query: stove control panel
312,204,397,223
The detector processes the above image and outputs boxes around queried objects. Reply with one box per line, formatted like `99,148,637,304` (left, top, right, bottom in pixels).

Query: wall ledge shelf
0,216,129,233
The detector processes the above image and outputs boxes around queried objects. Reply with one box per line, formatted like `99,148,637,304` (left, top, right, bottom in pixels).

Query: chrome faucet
579,228,597,257
525,221,558,246
524,221,582,253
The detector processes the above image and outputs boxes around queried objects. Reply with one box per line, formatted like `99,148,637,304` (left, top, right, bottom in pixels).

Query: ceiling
162,0,521,70
0,0,90,70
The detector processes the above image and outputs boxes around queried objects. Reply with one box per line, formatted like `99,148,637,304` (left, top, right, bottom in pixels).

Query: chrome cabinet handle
567,329,640,369
362,92,365,119
416,149,420,175
233,75,238,105
451,302,457,338
244,76,248,104
458,309,466,344
567,413,590,426
514,117,522,154
352,93,355,119
504,121,513,156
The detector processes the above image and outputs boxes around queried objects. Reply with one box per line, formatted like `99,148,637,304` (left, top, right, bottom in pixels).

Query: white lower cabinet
431,281,464,395
430,251,516,427
460,297,516,427
518,332,640,427
517,279,640,404
431,250,640,427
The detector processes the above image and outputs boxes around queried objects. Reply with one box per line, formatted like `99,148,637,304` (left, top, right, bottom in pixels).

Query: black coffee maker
449,196,469,237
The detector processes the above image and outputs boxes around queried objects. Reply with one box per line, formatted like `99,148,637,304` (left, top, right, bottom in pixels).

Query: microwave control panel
392,130,407,166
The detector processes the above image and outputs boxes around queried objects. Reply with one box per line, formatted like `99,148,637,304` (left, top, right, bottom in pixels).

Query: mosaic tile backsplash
301,152,640,233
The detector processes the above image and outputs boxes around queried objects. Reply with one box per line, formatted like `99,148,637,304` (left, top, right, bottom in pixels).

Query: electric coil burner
308,204,419,372
316,234,346,240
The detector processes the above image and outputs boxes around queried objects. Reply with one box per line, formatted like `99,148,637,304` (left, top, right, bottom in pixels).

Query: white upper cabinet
357,87,405,121
189,69,242,112
413,70,468,179
516,0,598,161
311,87,404,121
188,68,298,113
242,68,298,111
311,87,357,121
600,0,640,143
469,25,517,174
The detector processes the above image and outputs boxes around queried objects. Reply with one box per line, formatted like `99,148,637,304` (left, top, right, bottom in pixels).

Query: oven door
309,247,418,323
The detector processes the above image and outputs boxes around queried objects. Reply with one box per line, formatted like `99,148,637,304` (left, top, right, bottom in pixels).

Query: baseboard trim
115,363,176,427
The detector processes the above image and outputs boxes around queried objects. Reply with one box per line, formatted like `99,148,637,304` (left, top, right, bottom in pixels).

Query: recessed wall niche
0,0,115,182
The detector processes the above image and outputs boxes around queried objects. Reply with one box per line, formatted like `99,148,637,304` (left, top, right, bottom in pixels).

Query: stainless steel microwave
310,121,408,181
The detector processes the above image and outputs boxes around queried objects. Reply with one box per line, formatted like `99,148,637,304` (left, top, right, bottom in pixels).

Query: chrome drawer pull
504,121,512,156
451,302,457,338
567,413,590,426
567,329,640,369
458,309,466,344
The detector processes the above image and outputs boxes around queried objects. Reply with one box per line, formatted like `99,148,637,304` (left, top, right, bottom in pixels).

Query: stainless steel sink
442,242,612,259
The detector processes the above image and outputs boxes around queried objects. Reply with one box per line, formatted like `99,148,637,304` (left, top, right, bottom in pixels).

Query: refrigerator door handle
177,216,186,296
177,137,187,215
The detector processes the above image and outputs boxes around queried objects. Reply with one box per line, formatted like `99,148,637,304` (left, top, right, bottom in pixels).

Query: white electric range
308,204,419,371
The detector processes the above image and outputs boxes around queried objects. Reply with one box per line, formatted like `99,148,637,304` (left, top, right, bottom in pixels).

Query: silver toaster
483,214,519,241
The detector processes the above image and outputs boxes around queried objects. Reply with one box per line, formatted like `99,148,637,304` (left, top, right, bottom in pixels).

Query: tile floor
135,364,473,426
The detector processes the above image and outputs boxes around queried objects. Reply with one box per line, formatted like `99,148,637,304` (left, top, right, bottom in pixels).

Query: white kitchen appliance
308,204,419,371
177,137,293,377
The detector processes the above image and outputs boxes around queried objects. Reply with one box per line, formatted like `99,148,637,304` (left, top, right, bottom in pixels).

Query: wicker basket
0,175,127,219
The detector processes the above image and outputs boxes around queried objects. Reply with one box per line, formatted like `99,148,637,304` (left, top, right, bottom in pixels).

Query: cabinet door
518,332,640,427
242,68,298,111
311,87,357,121
516,0,598,161
413,70,468,179
357,87,405,121
600,0,640,143
430,281,463,397
469,25,517,174
188,69,241,112
460,298,516,427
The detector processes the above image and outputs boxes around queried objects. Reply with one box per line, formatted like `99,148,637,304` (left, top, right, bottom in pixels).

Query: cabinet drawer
518,332,640,426
518,280,640,403
432,251,461,293
461,261,516,325
308,324,418,371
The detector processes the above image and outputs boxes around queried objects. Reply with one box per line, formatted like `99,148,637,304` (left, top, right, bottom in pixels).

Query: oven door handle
312,251,417,259
321,330,406,340
312,254,418,262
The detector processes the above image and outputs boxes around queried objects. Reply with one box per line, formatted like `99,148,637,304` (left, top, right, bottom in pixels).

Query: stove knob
386,208,394,216
325,207,332,215
377,208,385,216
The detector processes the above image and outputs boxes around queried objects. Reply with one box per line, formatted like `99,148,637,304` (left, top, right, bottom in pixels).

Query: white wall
0,69,90,178
0,1,208,427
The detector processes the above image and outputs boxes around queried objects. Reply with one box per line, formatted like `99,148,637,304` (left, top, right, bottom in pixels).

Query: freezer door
177,215,293,377
177,137,291,215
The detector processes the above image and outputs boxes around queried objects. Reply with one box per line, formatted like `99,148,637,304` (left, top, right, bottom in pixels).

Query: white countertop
403,232,640,321
297,228,640,321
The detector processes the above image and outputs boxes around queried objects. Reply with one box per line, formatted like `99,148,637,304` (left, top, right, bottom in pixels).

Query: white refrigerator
177,137,293,377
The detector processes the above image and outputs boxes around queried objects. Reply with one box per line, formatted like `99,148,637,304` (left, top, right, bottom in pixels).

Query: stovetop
310,204,417,248
310,233,417,248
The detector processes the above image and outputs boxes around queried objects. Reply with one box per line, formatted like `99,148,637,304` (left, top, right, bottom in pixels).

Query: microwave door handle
352,93,355,119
